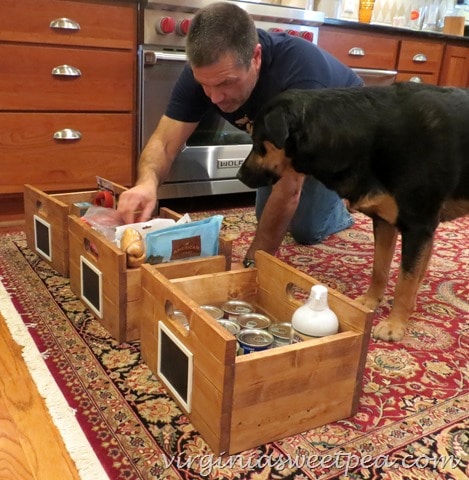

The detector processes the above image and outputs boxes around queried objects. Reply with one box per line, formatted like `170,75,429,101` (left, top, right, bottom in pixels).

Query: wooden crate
24,182,127,276
140,251,373,456
68,207,232,343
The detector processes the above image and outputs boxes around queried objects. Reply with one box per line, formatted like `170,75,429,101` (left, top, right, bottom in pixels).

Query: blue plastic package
145,215,223,264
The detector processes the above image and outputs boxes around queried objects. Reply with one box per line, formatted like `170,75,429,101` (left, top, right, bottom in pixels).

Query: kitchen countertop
323,17,469,43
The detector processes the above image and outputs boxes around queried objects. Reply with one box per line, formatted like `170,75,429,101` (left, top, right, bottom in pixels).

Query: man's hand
117,182,157,224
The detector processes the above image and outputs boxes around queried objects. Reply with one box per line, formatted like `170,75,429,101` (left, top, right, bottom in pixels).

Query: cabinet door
318,27,399,70
0,0,135,49
395,72,439,85
439,44,469,87
0,113,133,193
0,44,134,111
398,40,444,74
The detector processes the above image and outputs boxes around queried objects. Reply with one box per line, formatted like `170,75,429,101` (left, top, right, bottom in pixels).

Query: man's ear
262,108,289,149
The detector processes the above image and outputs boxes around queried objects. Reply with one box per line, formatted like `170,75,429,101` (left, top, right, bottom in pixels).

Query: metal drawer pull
409,76,423,83
51,65,82,77
413,53,427,63
49,18,81,31
53,129,82,140
348,47,365,57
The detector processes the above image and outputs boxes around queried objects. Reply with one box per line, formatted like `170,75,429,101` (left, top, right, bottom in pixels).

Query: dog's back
272,83,469,218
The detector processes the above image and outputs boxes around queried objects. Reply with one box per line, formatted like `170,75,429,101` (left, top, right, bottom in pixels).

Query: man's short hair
187,2,259,69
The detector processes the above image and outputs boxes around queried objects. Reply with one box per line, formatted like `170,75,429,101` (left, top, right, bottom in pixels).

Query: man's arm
118,115,198,223
245,170,305,260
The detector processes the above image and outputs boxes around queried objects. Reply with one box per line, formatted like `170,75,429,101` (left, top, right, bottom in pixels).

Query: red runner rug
0,209,467,479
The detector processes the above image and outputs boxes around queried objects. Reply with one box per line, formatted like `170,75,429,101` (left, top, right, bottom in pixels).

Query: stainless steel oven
139,0,323,199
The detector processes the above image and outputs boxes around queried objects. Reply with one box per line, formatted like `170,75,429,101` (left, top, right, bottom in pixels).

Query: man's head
187,2,261,113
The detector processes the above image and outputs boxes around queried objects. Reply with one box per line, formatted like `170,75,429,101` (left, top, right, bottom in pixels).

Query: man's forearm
136,137,170,189
245,173,303,259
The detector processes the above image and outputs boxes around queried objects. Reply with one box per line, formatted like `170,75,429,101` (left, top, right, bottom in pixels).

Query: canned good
237,312,271,330
171,309,189,330
221,300,254,321
200,304,224,320
217,319,241,336
269,322,293,346
237,328,273,354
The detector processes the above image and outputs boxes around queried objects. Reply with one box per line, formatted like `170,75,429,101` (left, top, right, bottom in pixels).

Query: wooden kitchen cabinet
439,44,469,87
0,0,137,222
0,44,134,111
0,113,133,194
396,39,444,85
319,23,469,88
318,26,399,70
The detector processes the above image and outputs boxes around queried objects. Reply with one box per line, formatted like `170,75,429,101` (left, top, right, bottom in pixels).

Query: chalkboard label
157,321,193,412
80,255,103,318
33,215,52,261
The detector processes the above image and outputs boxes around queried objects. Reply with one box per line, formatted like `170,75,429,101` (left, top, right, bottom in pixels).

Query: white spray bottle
291,284,339,338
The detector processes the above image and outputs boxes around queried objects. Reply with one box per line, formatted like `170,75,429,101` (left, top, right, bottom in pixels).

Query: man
118,2,363,266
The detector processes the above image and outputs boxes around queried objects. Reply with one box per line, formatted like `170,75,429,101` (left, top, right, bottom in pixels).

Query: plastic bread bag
114,213,191,248
81,205,124,241
145,215,223,264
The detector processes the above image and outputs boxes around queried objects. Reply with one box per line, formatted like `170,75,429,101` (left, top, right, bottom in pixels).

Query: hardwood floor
0,315,81,480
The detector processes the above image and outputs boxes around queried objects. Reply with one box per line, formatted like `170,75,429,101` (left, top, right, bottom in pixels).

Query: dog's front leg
373,232,434,342
357,218,397,311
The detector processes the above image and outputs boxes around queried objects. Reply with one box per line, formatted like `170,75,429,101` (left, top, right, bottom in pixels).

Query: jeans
255,176,354,245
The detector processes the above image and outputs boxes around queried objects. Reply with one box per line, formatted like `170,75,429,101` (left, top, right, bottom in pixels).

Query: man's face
192,44,261,113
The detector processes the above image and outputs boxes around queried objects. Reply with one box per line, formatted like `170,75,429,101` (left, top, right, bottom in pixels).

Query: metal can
221,300,254,321
217,319,241,336
171,309,189,330
269,322,293,347
237,312,271,330
237,328,273,354
200,304,224,320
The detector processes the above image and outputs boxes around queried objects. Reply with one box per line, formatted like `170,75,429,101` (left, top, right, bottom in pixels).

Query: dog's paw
373,319,406,342
355,295,380,311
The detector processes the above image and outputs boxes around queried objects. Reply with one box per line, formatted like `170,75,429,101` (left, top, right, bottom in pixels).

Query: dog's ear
262,107,290,149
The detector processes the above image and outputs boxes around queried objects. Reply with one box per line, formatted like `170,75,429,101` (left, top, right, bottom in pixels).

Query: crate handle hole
165,300,190,333
83,238,99,259
286,282,310,302
36,200,47,217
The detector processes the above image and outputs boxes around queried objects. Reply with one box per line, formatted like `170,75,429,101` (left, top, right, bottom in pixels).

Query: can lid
221,300,254,315
269,322,292,340
237,328,274,347
200,304,224,319
218,319,241,336
237,313,271,329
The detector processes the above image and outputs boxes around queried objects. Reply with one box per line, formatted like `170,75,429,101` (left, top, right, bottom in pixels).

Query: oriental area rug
0,208,468,480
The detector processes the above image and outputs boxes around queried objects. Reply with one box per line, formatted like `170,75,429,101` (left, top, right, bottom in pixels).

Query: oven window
186,111,252,146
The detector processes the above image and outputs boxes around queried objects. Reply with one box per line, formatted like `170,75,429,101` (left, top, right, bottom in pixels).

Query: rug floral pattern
0,209,468,479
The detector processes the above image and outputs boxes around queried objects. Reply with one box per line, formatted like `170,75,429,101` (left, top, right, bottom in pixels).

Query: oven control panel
144,11,319,47
143,1,323,48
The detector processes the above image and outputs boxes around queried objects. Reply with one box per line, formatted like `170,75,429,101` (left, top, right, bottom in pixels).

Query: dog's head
237,100,294,188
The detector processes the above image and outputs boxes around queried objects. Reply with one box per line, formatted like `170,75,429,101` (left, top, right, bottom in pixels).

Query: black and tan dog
237,82,469,342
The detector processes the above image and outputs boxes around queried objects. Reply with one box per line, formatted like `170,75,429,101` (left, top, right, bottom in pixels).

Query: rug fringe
0,281,110,480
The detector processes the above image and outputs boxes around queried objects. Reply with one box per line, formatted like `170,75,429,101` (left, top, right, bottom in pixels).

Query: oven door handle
143,50,187,66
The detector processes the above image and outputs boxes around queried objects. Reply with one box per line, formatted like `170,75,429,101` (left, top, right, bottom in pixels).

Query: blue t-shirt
165,29,363,132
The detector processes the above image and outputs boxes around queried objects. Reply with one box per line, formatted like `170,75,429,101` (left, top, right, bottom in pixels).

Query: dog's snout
237,151,281,188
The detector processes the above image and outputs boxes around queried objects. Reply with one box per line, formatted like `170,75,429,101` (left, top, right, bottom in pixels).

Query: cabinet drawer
318,28,399,70
0,113,133,194
398,40,444,74
0,0,135,49
396,72,439,85
0,44,134,111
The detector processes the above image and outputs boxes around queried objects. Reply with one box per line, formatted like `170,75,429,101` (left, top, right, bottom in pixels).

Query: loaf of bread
121,228,146,268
